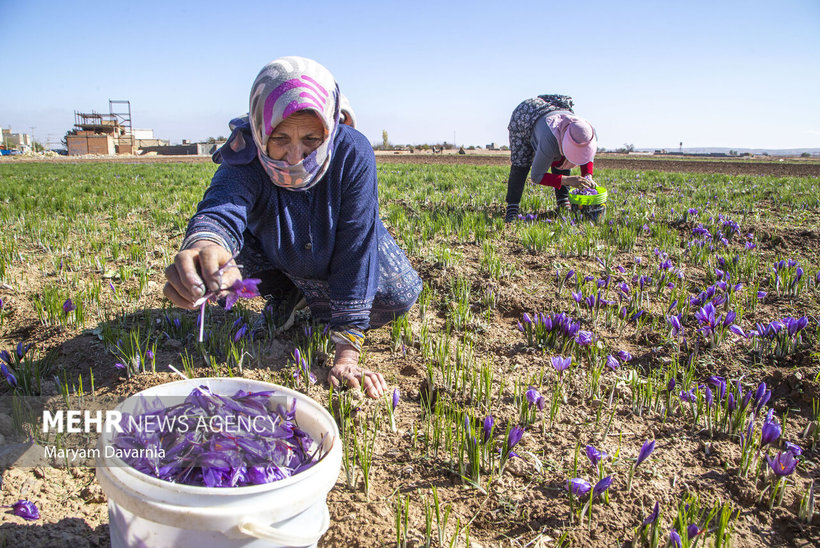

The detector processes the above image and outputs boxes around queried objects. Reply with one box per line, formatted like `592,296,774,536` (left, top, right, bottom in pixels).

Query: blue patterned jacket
183,125,381,330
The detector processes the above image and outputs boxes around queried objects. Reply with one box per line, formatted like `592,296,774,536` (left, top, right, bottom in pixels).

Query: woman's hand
163,243,242,309
563,175,597,190
328,343,388,399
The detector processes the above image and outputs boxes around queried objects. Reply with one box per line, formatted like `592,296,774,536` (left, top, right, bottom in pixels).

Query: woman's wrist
334,342,360,364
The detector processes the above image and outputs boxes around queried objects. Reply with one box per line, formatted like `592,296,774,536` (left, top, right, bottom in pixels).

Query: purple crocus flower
704,386,713,408
586,445,607,466
679,388,696,403
114,362,126,369
10,500,39,520
508,425,524,446
0,362,17,387
668,314,683,338
392,388,400,411
62,298,76,315
575,330,593,346
605,355,619,371
636,440,655,467
525,386,541,406
551,356,571,376
754,382,767,404
687,524,700,540
592,475,613,498
707,375,726,399
767,451,798,477
784,441,802,457
755,390,771,414
571,290,584,303
670,528,682,548
233,324,248,343
567,478,592,497
617,350,632,363
760,417,781,446
224,278,262,310
482,415,494,443
642,501,660,528
667,378,676,392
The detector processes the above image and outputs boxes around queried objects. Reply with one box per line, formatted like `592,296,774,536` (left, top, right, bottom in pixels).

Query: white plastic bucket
95,378,341,548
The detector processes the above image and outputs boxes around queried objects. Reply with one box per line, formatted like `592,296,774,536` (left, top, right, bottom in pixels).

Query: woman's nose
284,145,303,166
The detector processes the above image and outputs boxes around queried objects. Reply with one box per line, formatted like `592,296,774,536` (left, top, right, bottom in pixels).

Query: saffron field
0,160,819,546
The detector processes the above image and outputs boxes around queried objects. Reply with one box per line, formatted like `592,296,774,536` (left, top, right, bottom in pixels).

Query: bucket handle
238,504,330,546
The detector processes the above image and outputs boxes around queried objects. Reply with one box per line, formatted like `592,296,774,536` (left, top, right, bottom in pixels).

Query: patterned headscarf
215,56,340,191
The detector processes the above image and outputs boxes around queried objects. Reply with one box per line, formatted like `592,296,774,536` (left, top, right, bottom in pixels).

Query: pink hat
561,118,597,165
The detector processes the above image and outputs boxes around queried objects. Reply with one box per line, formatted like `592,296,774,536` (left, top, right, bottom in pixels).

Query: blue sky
2,0,818,150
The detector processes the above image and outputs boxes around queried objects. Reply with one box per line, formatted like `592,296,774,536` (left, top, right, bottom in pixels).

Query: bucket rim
97,377,340,494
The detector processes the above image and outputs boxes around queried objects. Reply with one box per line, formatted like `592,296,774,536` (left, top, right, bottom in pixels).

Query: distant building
1,129,33,153
65,100,169,155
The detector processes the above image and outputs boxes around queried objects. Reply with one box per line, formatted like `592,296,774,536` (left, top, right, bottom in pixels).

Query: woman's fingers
163,280,196,310
198,246,237,293
164,245,241,308
165,252,205,306
328,363,387,399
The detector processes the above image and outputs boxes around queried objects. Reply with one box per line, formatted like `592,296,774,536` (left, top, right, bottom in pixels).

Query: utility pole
29,126,36,151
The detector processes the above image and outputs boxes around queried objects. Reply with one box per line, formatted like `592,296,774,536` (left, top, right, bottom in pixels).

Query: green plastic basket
568,185,608,206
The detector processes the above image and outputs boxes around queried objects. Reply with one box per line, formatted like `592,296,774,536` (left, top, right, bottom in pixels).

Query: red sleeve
538,172,563,188
580,162,594,176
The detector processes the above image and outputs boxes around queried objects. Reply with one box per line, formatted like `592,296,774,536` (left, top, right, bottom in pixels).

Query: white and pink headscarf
545,113,597,167
216,56,340,191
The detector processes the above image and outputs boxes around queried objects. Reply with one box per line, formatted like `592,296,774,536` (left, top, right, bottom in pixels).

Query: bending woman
505,94,597,221
164,56,422,399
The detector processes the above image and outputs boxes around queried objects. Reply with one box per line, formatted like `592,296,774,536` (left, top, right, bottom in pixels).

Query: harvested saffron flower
10,500,39,520
112,385,323,487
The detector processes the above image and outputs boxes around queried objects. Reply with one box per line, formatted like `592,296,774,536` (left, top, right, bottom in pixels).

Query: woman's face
265,111,326,165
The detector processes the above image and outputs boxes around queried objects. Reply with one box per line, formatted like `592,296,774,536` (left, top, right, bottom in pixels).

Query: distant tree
382,130,389,150
598,146,607,153
729,150,737,156
801,152,811,158
615,143,635,153
33,140,45,152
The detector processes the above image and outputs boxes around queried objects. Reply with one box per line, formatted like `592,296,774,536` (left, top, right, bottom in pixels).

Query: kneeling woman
164,56,422,399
